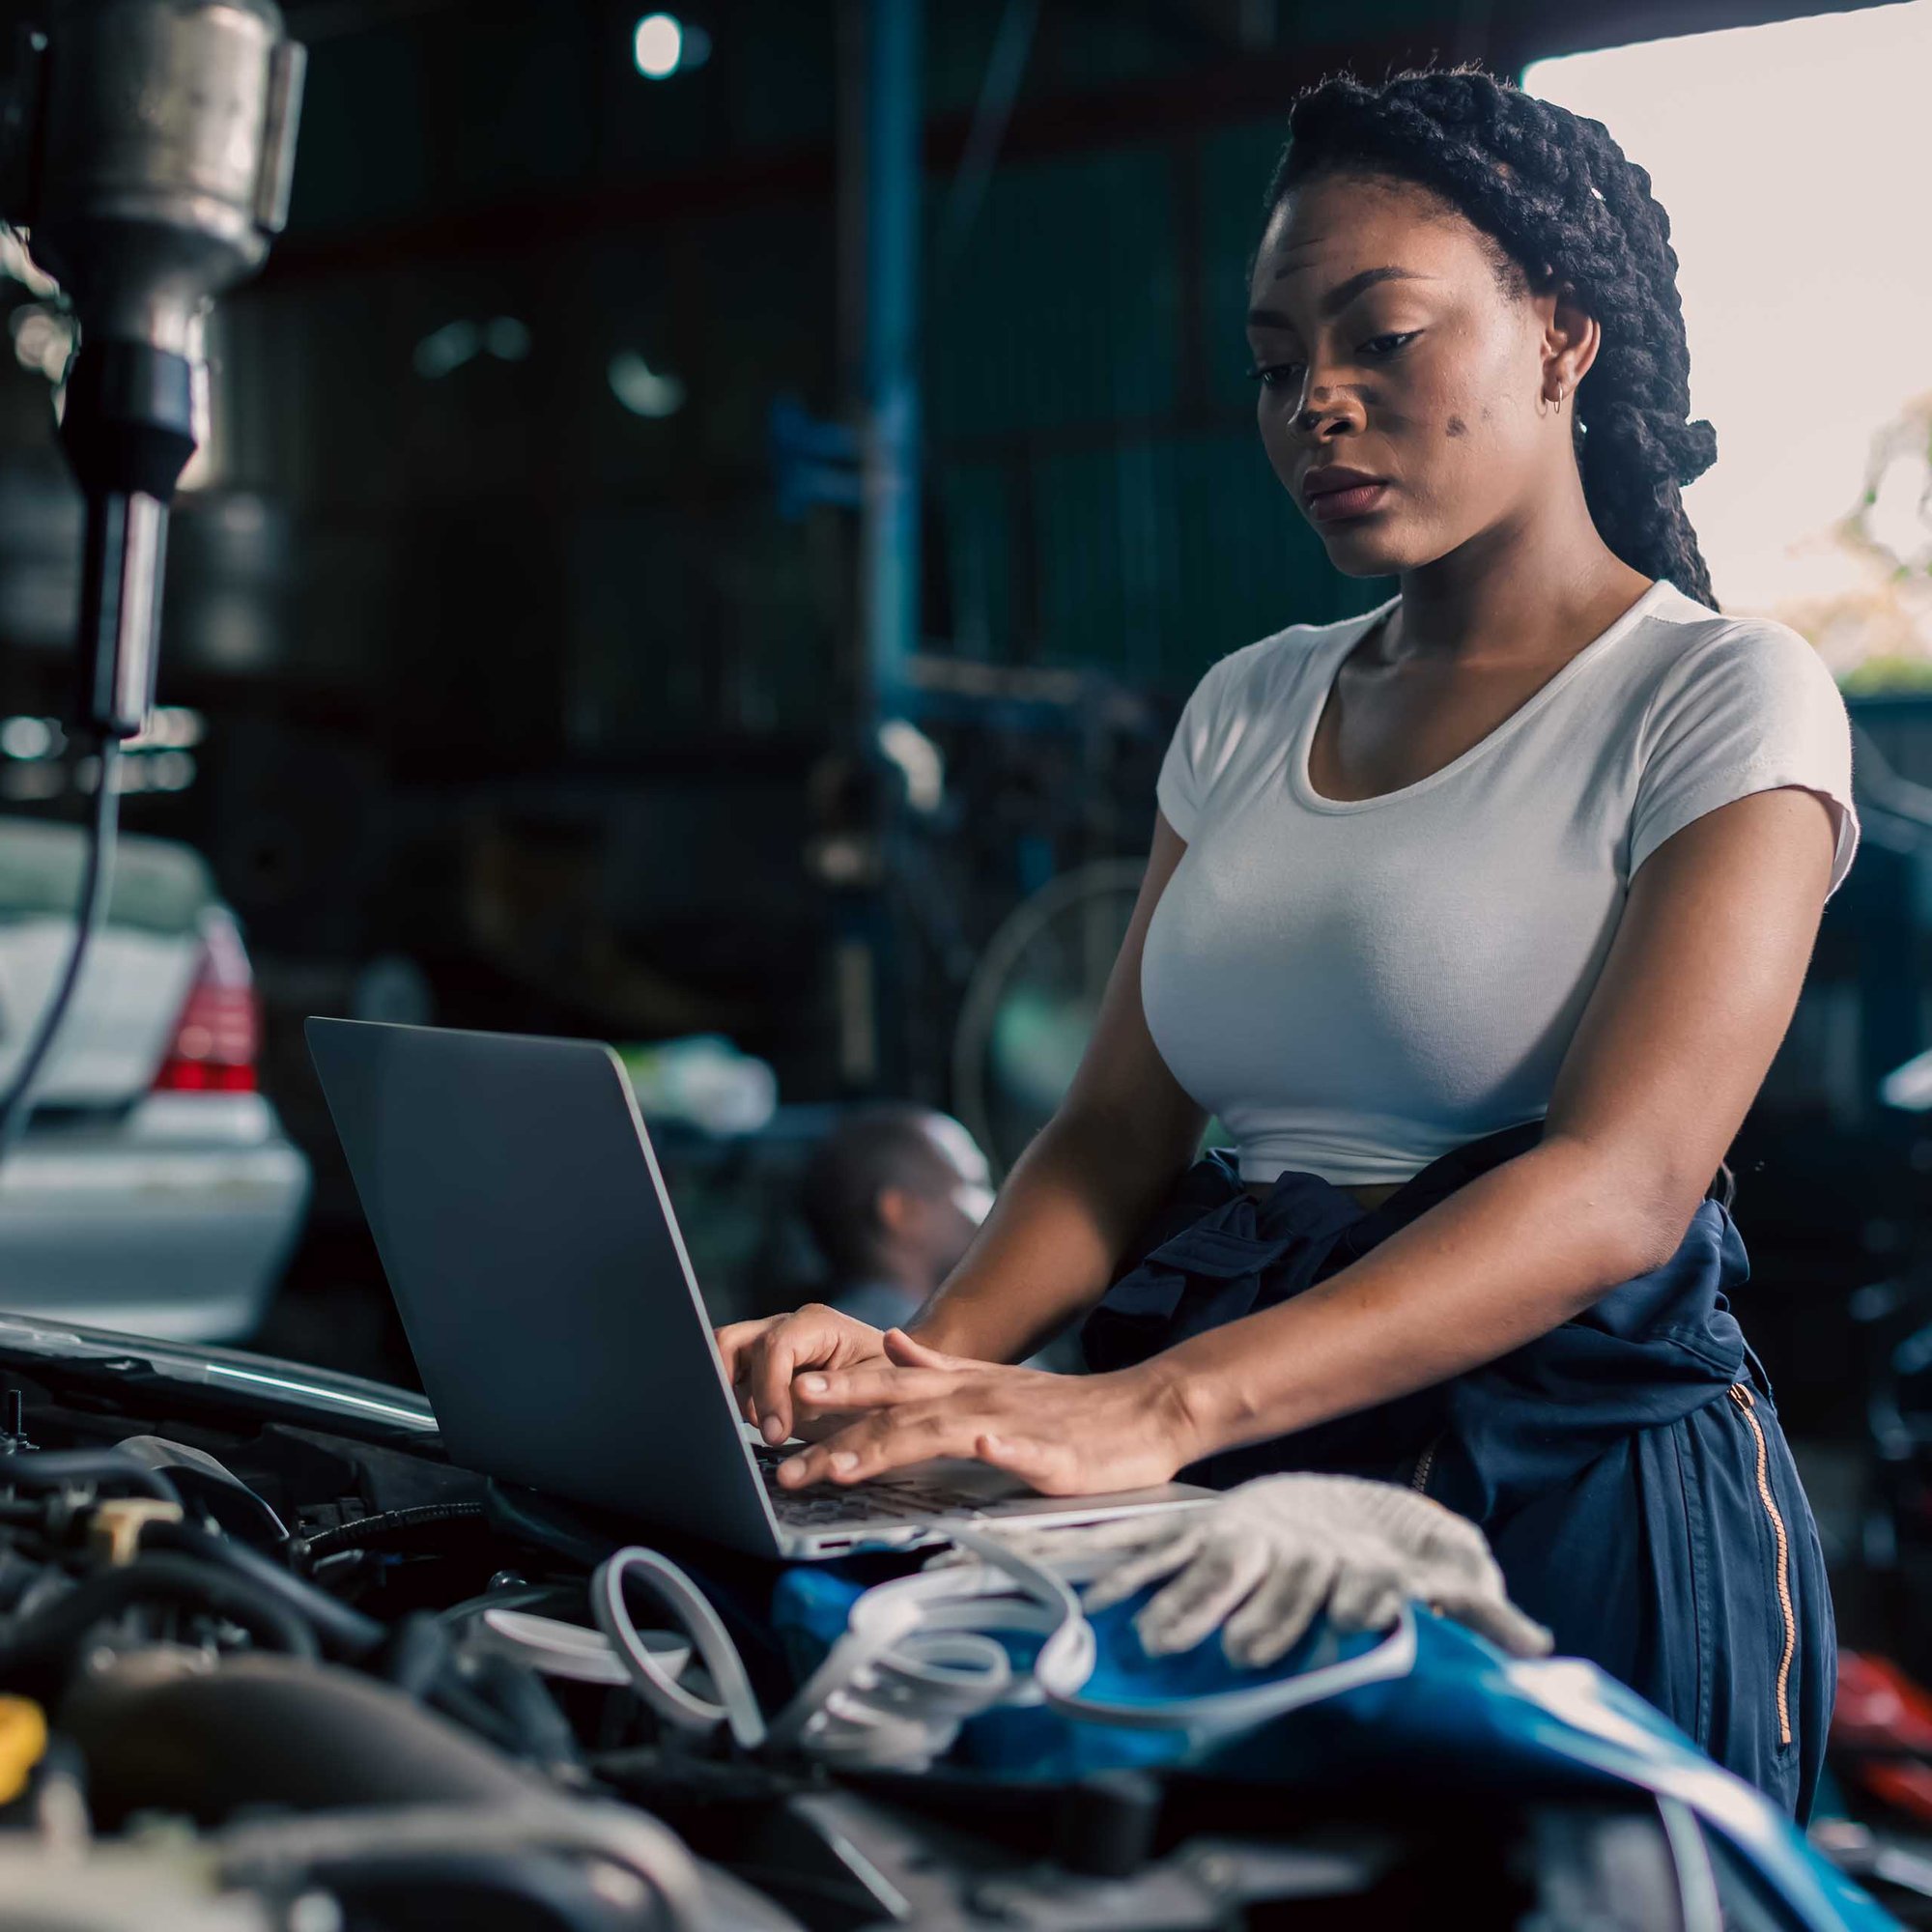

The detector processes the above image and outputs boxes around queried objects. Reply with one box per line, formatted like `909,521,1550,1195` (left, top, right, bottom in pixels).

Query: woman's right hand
714,1304,894,1445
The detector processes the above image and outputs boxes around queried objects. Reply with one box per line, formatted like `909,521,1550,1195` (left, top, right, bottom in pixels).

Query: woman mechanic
717,66,1860,1818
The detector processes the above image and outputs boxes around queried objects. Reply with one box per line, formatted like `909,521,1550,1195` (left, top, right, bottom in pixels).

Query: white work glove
943,1474,1553,1667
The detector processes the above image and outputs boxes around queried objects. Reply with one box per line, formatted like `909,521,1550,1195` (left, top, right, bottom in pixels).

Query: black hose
0,1448,182,1508
62,1652,541,1826
0,1553,317,1679
141,1519,384,1661
376,1612,578,1767
0,740,121,1166
298,1502,487,1560
128,1525,572,1766
378,1610,451,1701
460,1651,582,1770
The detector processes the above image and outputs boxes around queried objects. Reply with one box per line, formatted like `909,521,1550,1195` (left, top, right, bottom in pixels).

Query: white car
0,815,309,1340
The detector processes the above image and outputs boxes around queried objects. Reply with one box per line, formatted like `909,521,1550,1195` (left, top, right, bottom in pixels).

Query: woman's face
1247,168,1588,578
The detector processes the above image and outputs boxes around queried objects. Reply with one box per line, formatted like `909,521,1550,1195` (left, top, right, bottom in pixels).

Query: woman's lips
1308,481,1390,524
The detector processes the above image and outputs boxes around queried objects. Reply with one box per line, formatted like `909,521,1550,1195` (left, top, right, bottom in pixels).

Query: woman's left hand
776,1329,1202,1497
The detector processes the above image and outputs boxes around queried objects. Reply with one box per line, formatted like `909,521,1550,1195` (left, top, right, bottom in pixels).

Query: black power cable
297,1502,487,1561
0,740,123,1167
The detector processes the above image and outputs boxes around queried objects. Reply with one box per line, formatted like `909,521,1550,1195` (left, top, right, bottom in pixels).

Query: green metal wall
927,123,1393,696
218,6,1406,743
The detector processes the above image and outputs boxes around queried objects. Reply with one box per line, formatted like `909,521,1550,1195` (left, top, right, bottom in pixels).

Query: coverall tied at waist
1080,1119,1833,1823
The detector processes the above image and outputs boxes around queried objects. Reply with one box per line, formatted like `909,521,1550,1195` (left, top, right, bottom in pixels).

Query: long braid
1265,64,1719,609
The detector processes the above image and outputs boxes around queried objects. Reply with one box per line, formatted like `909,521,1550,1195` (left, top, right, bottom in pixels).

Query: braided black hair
1265,63,1719,609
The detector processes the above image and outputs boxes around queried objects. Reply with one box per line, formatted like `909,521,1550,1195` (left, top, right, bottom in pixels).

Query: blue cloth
768,1572,1888,1932
1080,1120,1835,1824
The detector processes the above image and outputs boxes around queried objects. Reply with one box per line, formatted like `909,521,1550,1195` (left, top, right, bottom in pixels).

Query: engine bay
0,1328,1817,1930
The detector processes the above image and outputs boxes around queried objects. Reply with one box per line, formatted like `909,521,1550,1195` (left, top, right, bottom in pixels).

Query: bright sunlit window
1526,3,1932,688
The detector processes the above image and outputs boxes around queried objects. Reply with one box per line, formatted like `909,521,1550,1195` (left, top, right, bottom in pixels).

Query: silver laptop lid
305,1017,781,1553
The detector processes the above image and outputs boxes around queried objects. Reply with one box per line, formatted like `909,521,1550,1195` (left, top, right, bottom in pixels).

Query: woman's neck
1391,520,1651,668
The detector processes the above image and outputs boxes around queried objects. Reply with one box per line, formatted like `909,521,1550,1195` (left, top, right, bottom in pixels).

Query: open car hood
0,1308,436,1444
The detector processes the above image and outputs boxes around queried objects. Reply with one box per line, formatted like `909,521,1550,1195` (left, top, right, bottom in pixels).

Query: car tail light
153,912,260,1094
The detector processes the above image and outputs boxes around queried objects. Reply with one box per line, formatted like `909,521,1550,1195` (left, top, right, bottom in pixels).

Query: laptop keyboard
752,1445,991,1525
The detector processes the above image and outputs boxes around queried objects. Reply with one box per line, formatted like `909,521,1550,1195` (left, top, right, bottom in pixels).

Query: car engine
0,1330,1794,1932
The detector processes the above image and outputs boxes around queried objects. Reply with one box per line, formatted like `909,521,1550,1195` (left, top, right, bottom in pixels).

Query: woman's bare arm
716,811,1206,1437
907,812,1208,1364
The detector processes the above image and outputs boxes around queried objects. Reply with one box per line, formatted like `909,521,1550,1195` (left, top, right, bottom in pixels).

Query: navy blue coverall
1080,1118,1833,1822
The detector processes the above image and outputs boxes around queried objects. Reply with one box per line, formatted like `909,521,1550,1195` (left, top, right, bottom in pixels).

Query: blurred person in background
800,1107,994,1333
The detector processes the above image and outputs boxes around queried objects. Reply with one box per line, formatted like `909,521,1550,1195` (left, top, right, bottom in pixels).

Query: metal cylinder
33,0,303,355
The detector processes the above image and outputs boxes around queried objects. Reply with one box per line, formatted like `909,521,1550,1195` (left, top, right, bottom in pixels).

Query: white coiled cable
586,1528,1083,1768
591,1545,770,1749
586,1527,1414,1772
760,1525,1094,1766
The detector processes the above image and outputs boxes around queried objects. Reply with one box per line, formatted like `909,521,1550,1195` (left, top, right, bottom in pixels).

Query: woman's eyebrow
1246,265,1437,330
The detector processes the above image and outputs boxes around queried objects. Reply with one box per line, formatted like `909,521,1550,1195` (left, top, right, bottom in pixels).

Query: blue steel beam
862,0,922,734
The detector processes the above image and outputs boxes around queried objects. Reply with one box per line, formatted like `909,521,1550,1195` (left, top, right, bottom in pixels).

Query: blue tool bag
1079,1118,1834,1824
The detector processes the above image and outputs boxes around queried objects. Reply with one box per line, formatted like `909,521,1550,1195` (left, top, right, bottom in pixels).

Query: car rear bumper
0,1093,310,1343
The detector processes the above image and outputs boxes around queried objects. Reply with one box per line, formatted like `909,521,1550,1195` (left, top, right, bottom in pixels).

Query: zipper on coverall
1729,1382,1796,1747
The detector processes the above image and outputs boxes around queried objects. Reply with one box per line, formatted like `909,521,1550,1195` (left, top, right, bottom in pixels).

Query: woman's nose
1293,389,1360,440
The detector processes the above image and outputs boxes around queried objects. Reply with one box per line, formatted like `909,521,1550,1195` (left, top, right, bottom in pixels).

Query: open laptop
305,1017,1211,1558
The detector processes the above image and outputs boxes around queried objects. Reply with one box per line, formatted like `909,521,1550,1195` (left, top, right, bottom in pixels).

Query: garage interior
0,2,1928,1926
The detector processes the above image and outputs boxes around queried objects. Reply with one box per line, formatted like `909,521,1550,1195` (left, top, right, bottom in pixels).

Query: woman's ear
1544,282,1601,397
874,1184,919,1237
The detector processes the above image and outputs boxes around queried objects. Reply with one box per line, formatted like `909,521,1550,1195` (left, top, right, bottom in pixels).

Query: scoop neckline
1290,577,1671,814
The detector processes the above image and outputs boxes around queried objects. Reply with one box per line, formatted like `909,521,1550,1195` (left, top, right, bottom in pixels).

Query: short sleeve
1156,647,1256,840
1630,622,1861,898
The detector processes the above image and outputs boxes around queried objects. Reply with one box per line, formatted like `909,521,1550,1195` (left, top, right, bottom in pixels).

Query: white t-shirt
1141,578,1861,1186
